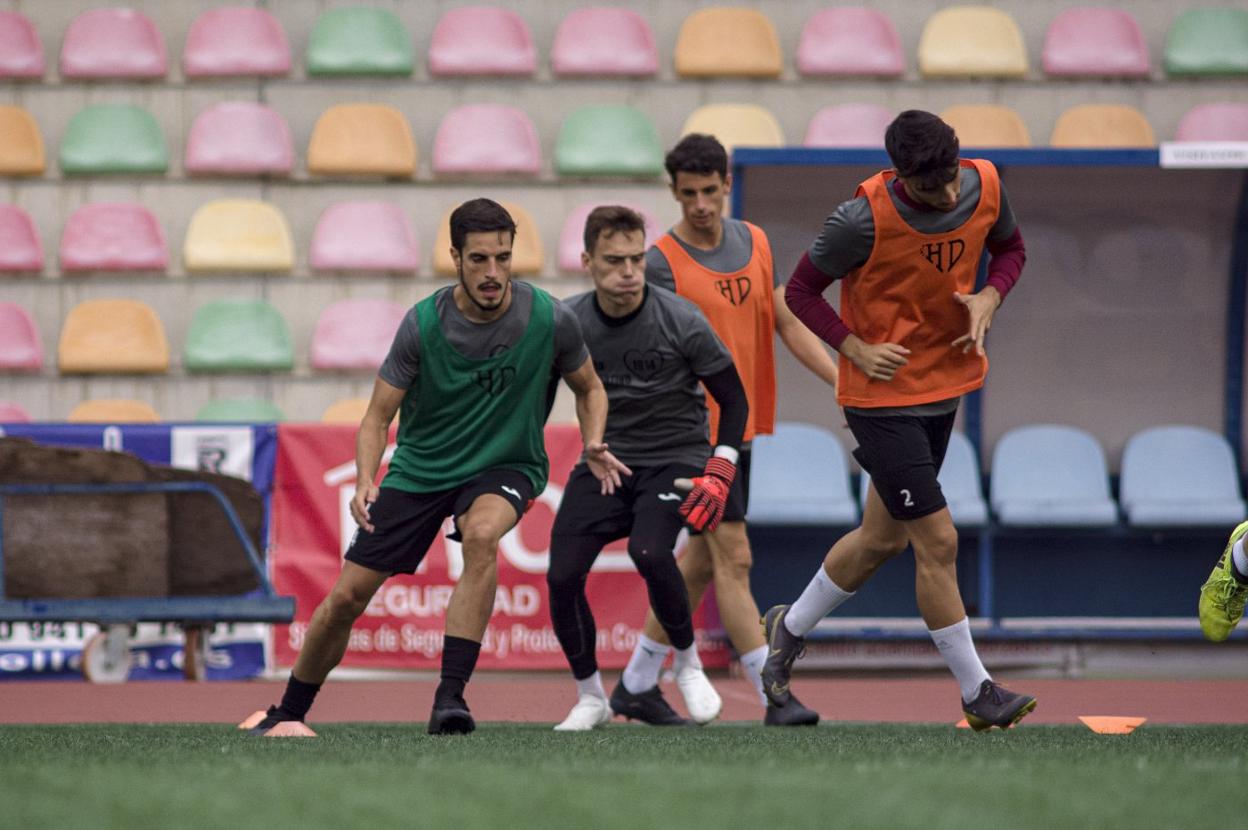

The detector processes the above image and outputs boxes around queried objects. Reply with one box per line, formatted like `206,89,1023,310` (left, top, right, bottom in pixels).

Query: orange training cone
264,721,317,737
1078,716,1146,735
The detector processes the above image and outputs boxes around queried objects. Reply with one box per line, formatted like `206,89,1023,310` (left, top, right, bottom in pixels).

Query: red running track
2,676,1246,726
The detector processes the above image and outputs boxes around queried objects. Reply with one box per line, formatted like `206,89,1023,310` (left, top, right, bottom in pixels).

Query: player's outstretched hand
842,337,910,381
350,482,379,532
675,456,736,533
952,288,1001,356
586,442,632,495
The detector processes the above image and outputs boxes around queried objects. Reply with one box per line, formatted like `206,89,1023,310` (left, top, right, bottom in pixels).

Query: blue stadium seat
859,430,987,527
1120,425,1246,527
749,422,859,525
990,425,1117,526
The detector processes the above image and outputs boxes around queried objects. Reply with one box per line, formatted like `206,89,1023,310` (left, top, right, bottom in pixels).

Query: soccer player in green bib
249,199,629,735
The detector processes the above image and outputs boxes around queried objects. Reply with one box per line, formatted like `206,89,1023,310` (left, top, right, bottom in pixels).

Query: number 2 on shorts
900,488,914,507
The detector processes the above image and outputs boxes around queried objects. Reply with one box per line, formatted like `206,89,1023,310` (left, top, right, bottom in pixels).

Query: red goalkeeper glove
678,456,736,533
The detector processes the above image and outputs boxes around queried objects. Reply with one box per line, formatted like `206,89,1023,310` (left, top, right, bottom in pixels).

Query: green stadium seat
184,299,293,372
555,105,663,178
59,104,168,174
197,398,285,422
1164,8,1248,76
306,7,413,76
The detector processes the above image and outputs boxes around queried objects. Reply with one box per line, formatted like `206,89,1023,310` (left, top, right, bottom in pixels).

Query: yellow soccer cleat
1198,521,1248,642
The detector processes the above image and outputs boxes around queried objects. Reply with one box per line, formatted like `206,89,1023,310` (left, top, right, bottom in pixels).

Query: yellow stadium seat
321,397,370,424
940,105,1031,147
433,201,544,276
1049,105,1155,148
674,7,782,78
184,199,294,272
919,6,1028,78
681,104,784,155
58,299,169,374
0,105,44,175
307,103,416,177
68,399,160,423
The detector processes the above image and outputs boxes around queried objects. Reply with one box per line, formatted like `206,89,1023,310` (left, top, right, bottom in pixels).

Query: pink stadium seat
60,203,168,272
0,302,42,371
310,298,408,371
428,7,536,76
558,202,663,272
797,8,904,77
805,104,894,147
0,401,31,422
433,105,541,176
1176,103,1248,141
185,102,293,176
0,11,43,78
552,8,658,77
0,204,43,272
1043,8,1150,77
310,202,419,273
184,7,290,77
59,8,166,79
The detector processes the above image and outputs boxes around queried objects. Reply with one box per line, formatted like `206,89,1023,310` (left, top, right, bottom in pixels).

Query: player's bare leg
293,561,390,683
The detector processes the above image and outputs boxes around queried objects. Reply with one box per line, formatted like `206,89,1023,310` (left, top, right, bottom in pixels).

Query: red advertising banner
272,424,729,670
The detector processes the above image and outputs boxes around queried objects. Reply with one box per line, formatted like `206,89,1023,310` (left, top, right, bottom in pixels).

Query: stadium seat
940,105,1032,147
555,105,664,178
0,401,31,422
749,422,859,525
322,397,369,424
0,302,42,371
185,102,293,176
310,298,407,371
310,201,419,273
551,8,658,77
60,202,168,272
1120,425,1246,526
184,200,294,272
307,7,413,76
1042,7,1150,78
183,7,290,77
307,104,416,177
1164,8,1248,76
433,105,541,177
1176,103,1248,141
197,398,285,422
67,399,159,423
990,425,1118,526
681,104,784,155
58,299,169,374
0,105,44,175
918,6,1028,78
1050,105,1155,148
184,299,294,372
60,8,166,79
0,204,43,271
804,104,893,147
0,11,43,78
59,104,167,175
433,201,543,276
428,7,536,76
558,202,662,272
796,8,904,77
859,431,988,527
675,7,782,78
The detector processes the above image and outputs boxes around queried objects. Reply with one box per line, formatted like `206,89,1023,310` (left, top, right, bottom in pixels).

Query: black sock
278,673,322,720
435,635,481,706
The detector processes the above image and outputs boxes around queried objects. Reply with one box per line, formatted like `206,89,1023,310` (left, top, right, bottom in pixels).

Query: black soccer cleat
760,605,806,706
428,698,476,735
609,681,691,726
247,705,300,736
961,679,1037,731
763,694,820,727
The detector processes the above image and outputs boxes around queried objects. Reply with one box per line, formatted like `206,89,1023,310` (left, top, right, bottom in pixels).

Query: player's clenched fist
676,456,736,533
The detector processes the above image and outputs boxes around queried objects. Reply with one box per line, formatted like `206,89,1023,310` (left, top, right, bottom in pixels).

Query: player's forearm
785,252,852,350
778,314,839,387
699,365,748,451
354,418,389,488
573,385,608,447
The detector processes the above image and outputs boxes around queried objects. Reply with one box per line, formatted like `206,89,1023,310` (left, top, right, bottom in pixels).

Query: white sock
929,618,991,703
739,645,768,706
1232,538,1248,580
575,671,607,701
784,567,855,637
672,644,702,672
622,635,670,694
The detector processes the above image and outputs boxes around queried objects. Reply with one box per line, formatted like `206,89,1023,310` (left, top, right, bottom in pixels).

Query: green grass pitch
2,723,1244,829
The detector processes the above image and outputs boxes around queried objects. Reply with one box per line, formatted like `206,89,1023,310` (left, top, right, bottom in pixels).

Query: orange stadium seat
797,8,904,77
1050,105,1155,147
0,301,42,371
58,299,169,374
322,397,370,424
0,11,43,78
919,6,1028,78
681,104,784,154
59,202,168,272
310,201,419,273
307,104,416,177
310,299,408,371
432,104,541,177
1176,103,1248,141
183,7,290,77
185,102,294,177
940,105,1032,147
68,399,160,423
433,202,543,276
804,104,893,147
0,204,44,272
1042,7,1150,78
551,8,658,77
59,8,166,79
428,7,536,77
675,7,782,78
0,105,44,175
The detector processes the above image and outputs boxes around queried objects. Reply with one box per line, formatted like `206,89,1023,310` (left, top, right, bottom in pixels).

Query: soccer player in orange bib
763,110,1037,731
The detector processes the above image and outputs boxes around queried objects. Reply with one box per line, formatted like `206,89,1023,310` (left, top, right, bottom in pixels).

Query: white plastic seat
1120,426,1246,526
749,422,859,525
990,425,1117,526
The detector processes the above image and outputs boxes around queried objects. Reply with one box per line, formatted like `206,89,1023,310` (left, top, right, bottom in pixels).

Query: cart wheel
81,625,132,684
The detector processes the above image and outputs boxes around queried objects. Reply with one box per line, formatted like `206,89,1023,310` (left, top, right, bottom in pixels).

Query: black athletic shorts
552,462,700,541
845,410,957,522
344,468,534,575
